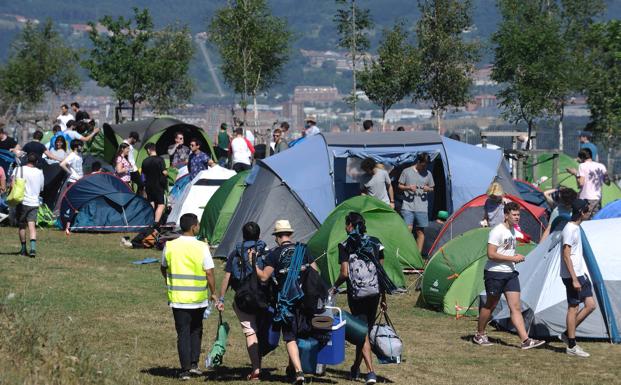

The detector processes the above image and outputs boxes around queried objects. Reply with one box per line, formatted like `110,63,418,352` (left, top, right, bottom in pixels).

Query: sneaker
349,366,360,380
521,338,546,350
28,250,36,258
558,332,569,345
472,332,493,346
178,371,191,381
189,366,203,376
566,344,590,357
366,371,377,384
293,371,304,384
19,249,28,257
0,212,8,223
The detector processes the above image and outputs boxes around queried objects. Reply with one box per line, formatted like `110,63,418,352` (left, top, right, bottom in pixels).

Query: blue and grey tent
215,132,518,257
58,173,154,232
594,200,621,220
491,218,621,342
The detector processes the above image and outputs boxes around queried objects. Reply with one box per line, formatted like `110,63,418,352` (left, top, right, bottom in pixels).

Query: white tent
168,166,236,226
491,218,621,342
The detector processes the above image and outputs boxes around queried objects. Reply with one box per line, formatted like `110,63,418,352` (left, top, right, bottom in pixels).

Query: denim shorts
401,209,428,228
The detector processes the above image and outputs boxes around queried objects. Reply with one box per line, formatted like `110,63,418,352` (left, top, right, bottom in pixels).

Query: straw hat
486,182,504,197
272,219,294,235
304,115,317,123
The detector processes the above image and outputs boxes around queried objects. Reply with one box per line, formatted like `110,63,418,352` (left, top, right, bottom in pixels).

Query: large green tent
526,152,621,207
198,170,249,245
421,227,536,316
307,195,424,288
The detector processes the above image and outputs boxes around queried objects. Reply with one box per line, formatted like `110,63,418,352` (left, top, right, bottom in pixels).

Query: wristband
218,297,225,303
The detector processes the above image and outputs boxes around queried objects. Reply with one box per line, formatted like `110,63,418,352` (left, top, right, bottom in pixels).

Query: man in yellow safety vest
160,213,217,380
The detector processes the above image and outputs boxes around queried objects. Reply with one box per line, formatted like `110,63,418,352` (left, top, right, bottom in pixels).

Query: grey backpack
347,250,380,299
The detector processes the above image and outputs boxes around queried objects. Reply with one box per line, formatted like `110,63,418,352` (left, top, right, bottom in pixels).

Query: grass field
1,228,621,385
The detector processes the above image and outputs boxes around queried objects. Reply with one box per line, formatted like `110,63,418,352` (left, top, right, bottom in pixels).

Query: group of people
161,212,388,384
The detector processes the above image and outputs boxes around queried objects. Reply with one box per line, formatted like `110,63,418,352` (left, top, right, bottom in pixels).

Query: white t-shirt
561,222,585,279
12,166,44,207
577,160,607,201
161,236,215,309
57,113,75,131
305,125,321,136
123,139,137,169
485,223,517,273
231,137,252,165
64,151,83,183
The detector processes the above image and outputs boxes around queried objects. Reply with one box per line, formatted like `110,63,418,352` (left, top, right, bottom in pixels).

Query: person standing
398,153,434,251
142,143,168,224
559,199,597,357
578,129,598,162
48,136,68,163
214,123,231,166
160,213,217,380
123,131,143,193
168,132,191,168
22,130,61,163
482,182,507,228
64,120,100,144
566,148,610,218
60,140,85,185
216,221,267,381
473,202,545,350
359,158,394,208
331,212,386,385
114,143,133,184
256,220,318,385
56,104,74,132
230,128,254,172
188,138,214,181
280,121,291,140
273,128,289,154
362,120,374,133
0,127,18,151
70,102,90,122
303,115,321,137
13,152,44,257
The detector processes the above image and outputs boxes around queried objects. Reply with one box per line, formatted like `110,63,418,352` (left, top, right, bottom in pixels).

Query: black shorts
16,204,38,227
348,294,380,332
562,275,593,305
145,187,165,205
484,270,520,297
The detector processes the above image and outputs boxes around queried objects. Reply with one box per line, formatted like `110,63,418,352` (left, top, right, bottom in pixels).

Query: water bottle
203,301,212,319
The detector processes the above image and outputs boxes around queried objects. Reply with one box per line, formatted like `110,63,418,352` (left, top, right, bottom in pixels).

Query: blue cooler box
317,306,346,365
297,337,320,374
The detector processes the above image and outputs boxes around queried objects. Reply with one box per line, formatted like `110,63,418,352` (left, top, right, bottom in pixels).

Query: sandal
247,369,260,381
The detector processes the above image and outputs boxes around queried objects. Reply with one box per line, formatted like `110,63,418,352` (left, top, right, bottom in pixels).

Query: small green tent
198,170,249,245
421,227,536,316
527,152,621,207
307,195,424,288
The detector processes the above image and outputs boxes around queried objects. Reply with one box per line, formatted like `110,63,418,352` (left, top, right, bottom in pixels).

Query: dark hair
52,124,61,133
361,157,376,173
70,139,82,150
179,213,198,232
54,135,67,151
76,121,88,134
234,127,243,136
280,121,290,131
504,201,520,214
273,128,283,135
71,102,80,109
345,211,367,234
448,133,461,141
220,122,228,130
363,120,373,131
175,131,184,139
578,148,592,161
91,161,101,172
558,187,578,207
242,221,261,241
416,152,430,164
66,119,76,129
61,104,69,110
396,126,405,131
129,131,140,141
145,143,156,153
189,138,200,147
26,152,38,165
33,130,43,140
116,142,130,158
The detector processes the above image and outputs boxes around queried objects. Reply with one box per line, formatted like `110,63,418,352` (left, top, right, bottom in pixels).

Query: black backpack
234,247,271,313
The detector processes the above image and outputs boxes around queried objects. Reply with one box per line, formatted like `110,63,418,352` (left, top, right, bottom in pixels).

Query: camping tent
198,170,249,245
492,218,621,342
167,166,236,226
514,179,550,212
103,117,215,167
59,172,154,232
307,195,424,288
594,200,621,220
527,152,621,207
421,227,536,316
428,194,547,257
41,162,67,209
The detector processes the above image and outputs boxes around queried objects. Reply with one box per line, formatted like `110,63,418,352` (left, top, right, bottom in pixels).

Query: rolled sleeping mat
342,310,367,346
311,308,334,330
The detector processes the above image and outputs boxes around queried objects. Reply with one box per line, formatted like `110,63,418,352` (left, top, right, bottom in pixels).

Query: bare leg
505,291,528,341
285,340,302,372
415,228,424,252
477,295,500,333
575,296,597,329
19,227,26,243
28,221,36,242
360,335,375,374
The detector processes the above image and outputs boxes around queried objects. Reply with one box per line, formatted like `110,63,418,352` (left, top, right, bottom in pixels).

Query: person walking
188,138,214,181
360,158,394,208
160,213,217,380
13,152,44,257
473,202,545,350
114,143,133,184
216,221,268,381
398,153,434,251
256,220,318,385
330,212,386,385
142,143,168,224
230,128,254,172
559,199,597,357
566,148,610,218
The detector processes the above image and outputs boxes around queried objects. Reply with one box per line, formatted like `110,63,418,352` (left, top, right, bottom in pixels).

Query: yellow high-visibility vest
165,237,208,304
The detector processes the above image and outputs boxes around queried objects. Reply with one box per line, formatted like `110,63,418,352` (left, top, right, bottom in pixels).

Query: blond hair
486,182,504,197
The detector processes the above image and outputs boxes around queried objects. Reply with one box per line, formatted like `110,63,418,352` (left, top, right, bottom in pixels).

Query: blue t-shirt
188,150,211,180
580,142,598,161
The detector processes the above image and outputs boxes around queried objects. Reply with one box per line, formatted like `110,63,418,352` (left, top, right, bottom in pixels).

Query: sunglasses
190,143,198,147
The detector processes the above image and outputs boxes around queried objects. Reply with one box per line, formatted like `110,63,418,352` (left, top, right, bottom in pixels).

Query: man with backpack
331,212,387,385
13,152,44,257
256,220,318,385
216,222,268,381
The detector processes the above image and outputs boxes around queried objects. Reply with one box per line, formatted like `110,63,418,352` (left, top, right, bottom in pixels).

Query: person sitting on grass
473,201,546,350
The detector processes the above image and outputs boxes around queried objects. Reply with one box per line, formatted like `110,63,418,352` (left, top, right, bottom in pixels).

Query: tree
584,21,621,173
415,0,479,134
491,0,565,148
358,22,418,130
334,0,373,130
0,19,80,118
209,0,292,128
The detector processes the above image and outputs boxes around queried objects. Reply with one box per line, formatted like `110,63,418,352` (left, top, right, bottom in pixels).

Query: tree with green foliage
209,0,292,127
334,0,373,129
584,20,621,173
491,0,566,147
415,0,479,134
83,8,194,121
358,22,418,130
0,19,80,117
